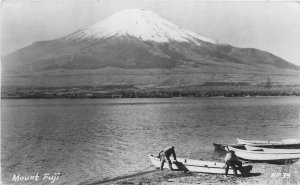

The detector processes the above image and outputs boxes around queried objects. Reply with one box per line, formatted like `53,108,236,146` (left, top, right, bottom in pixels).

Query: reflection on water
1,97,300,185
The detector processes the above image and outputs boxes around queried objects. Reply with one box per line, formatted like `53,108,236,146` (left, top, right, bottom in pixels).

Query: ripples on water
1,97,300,184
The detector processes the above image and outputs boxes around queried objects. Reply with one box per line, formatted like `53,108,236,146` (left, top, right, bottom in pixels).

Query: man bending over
159,146,177,170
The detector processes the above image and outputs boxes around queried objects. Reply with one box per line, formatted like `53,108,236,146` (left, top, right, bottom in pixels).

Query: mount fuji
65,9,215,44
2,9,299,87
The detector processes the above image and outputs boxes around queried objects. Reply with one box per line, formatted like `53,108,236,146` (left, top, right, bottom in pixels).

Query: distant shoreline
2,94,300,99
2,84,300,99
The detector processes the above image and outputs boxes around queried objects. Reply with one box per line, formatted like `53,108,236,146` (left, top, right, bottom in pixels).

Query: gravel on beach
95,162,300,185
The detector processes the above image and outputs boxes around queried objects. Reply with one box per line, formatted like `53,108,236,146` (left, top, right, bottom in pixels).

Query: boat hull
228,146,300,163
237,138,283,145
237,138,300,148
245,145,300,153
237,138,300,149
148,155,252,175
213,143,245,150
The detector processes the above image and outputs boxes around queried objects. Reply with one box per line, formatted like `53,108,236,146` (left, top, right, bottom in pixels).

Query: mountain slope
2,9,299,87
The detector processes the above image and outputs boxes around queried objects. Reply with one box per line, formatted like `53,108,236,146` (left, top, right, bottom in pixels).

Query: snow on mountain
65,9,215,45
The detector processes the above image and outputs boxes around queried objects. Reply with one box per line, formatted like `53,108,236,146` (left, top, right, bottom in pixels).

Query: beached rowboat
236,138,300,148
228,146,300,163
213,143,245,150
237,138,282,145
237,138,300,145
245,145,300,153
148,155,253,175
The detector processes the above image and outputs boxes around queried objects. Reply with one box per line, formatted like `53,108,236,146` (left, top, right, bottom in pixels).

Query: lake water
1,97,300,185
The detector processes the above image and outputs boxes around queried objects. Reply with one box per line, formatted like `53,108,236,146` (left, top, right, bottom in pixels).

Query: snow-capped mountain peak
66,9,215,44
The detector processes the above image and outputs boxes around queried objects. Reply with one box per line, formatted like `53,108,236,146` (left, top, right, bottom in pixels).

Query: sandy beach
92,162,300,185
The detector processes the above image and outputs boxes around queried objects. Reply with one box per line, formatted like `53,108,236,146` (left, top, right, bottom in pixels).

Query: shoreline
1,95,300,100
88,162,300,185
2,84,300,99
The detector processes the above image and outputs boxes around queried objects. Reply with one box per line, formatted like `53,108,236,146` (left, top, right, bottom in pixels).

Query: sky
1,0,300,66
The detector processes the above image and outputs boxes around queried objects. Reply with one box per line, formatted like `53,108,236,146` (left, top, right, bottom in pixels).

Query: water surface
1,97,300,184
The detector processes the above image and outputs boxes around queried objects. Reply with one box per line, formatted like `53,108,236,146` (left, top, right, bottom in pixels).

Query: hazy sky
1,0,300,65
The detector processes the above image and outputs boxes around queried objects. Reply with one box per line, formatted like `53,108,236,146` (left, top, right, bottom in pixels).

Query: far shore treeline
2,83,300,99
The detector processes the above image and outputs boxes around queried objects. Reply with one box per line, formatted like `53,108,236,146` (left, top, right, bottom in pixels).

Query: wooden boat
244,145,263,151
245,145,300,153
228,146,300,163
213,143,245,150
148,154,252,175
236,138,300,148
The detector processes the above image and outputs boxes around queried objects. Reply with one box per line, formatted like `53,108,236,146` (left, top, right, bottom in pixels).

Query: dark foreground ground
87,162,300,185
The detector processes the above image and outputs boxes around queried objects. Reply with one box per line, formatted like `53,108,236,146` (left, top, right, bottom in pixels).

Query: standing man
159,146,177,170
224,150,244,176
